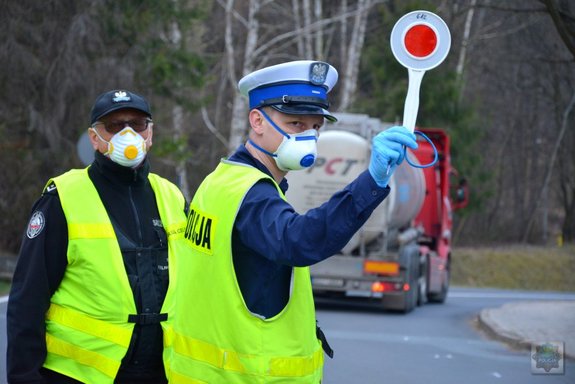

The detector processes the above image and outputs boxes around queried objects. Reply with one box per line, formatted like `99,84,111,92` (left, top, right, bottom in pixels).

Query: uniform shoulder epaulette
43,181,57,195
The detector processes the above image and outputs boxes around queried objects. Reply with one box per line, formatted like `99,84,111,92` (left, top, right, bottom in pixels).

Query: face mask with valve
248,109,319,171
92,126,148,168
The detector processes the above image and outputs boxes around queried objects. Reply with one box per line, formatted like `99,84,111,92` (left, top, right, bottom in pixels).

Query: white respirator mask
273,129,318,171
92,126,148,168
249,109,318,171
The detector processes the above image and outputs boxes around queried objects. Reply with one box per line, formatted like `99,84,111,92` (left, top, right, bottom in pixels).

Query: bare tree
218,0,385,153
4,0,575,252
225,0,261,153
542,0,575,57
456,0,477,99
168,8,190,199
523,90,575,241
520,0,575,241
338,0,375,111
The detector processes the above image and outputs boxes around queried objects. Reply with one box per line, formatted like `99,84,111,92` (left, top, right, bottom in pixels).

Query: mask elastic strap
258,108,290,139
247,108,288,158
247,139,277,158
89,127,112,156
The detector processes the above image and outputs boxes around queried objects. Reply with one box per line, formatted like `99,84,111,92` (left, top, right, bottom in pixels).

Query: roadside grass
0,280,10,296
1,245,574,295
452,245,575,292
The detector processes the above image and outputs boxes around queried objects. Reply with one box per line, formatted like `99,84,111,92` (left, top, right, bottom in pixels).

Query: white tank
285,129,425,253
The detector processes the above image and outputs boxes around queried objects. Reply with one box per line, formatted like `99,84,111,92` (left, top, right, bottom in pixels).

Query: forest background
1,0,575,256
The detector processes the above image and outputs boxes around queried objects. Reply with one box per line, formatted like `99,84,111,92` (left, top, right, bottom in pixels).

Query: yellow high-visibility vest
166,160,323,384
43,168,187,384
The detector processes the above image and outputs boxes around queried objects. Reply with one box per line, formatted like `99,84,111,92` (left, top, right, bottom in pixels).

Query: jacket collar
91,151,150,186
228,144,289,193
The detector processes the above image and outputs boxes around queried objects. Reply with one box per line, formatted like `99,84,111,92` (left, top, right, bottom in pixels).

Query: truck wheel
402,283,417,313
417,257,428,306
428,263,449,303
402,254,419,313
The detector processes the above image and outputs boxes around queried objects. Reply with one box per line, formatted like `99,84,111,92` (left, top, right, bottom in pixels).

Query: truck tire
403,270,418,313
417,256,428,306
401,248,420,313
428,259,449,303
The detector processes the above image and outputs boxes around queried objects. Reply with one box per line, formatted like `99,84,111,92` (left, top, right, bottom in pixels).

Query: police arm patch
27,211,46,239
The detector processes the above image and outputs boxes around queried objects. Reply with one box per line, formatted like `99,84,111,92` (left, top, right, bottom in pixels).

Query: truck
285,113,468,313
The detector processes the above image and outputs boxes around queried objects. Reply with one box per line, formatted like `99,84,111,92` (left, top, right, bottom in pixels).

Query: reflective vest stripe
43,169,187,383
170,330,248,373
168,161,323,383
168,329,323,377
46,334,120,378
68,223,115,239
47,304,132,348
165,222,186,239
169,371,209,384
269,348,323,377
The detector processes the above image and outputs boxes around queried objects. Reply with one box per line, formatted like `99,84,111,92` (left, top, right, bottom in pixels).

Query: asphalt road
1,287,574,383
317,287,575,384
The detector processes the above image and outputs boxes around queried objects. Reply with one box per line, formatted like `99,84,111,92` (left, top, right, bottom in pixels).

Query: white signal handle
403,68,425,134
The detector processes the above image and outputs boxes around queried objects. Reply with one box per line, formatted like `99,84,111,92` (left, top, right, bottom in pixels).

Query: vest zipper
128,186,144,245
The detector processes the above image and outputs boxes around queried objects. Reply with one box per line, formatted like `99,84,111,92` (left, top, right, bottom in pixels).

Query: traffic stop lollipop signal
390,10,451,133
384,10,451,173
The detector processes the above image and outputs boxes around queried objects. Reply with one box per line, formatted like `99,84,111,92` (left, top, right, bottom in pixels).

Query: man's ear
249,109,265,135
87,127,100,150
145,124,153,149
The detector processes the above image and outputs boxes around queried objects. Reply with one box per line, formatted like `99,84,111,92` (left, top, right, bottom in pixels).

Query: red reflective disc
404,24,437,58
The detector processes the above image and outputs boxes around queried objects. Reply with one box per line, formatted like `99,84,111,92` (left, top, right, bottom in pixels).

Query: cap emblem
309,62,328,85
113,91,131,103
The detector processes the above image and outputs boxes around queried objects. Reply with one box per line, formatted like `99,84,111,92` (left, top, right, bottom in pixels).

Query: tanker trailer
285,113,468,313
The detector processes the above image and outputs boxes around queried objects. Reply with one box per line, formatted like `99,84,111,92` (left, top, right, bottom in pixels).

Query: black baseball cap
90,90,152,125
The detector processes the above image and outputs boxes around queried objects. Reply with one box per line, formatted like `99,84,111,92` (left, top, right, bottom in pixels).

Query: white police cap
238,60,339,122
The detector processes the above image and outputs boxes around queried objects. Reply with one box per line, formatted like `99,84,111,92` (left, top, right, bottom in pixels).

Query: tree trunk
172,104,190,199
169,8,190,199
522,90,575,242
340,0,348,68
338,0,371,112
314,0,324,59
292,0,305,56
226,0,261,154
303,0,313,56
456,0,476,103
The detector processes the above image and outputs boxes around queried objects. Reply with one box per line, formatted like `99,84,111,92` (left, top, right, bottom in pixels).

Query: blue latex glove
369,126,418,188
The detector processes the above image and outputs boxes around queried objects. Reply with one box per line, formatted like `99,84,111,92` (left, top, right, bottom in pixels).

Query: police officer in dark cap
7,90,188,383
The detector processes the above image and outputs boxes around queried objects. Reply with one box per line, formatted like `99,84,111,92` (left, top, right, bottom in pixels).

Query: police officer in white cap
168,61,417,382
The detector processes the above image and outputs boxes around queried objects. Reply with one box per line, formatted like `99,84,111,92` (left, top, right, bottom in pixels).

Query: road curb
477,307,532,352
477,302,575,360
